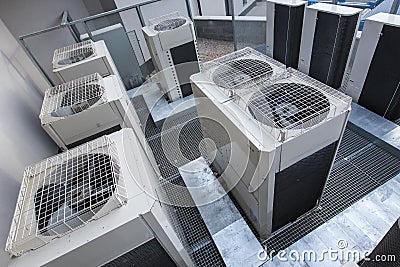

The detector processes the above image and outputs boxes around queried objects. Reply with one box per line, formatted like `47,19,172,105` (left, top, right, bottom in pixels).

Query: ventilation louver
41,73,106,118
6,137,127,256
53,40,96,69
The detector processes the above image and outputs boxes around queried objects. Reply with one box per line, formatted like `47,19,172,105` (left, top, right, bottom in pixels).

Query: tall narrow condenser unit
298,3,362,89
345,13,400,121
191,47,352,238
266,0,307,68
53,40,123,88
40,73,141,150
142,12,201,102
5,129,192,267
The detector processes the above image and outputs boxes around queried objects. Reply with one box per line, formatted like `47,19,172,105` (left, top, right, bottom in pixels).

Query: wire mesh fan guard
41,73,106,118
53,40,96,68
154,18,187,31
6,137,127,256
248,83,330,129
211,58,274,89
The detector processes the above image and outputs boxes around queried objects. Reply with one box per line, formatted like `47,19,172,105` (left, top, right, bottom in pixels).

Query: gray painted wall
0,19,57,267
0,0,93,84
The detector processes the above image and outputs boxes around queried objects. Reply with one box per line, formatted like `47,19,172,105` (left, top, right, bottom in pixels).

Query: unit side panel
358,24,400,120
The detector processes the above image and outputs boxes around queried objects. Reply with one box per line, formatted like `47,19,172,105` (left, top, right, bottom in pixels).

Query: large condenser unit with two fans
191,48,352,238
298,3,362,89
52,40,123,87
345,13,400,121
40,73,141,150
266,0,307,68
5,129,192,267
142,12,200,102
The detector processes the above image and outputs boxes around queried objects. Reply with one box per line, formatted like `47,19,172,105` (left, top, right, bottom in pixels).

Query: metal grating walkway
131,96,400,266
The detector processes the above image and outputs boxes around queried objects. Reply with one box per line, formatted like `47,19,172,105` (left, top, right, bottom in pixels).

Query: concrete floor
197,38,234,62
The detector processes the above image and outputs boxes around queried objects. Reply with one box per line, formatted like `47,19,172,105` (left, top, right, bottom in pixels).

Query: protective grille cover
149,12,187,32
201,47,351,140
6,137,128,256
53,40,96,69
40,73,106,119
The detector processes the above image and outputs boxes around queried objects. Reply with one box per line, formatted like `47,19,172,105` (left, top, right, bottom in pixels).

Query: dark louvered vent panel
309,12,358,88
273,4,304,68
358,24,400,121
103,239,177,267
272,141,338,232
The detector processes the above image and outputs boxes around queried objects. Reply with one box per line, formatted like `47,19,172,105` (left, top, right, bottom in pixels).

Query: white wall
0,19,57,266
199,0,256,16
199,0,226,15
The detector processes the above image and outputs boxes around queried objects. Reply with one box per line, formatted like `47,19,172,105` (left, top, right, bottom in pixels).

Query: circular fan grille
212,58,273,89
52,84,104,117
248,83,330,129
34,153,119,235
154,18,186,31
57,46,95,66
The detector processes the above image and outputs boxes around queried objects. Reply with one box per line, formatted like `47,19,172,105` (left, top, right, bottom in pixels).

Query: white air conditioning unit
40,73,139,151
345,13,400,121
142,12,200,102
53,40,122,86
5,129,192,267
298,3,362,89
266,0,307,68
191,47,352,238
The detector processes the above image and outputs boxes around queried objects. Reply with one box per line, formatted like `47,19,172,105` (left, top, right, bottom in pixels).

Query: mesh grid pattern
200,48,352,141
131,93,400,266
40,73,106,119
154,18,187,31
53,40,96,69
261,126,400,258
6,137,127,256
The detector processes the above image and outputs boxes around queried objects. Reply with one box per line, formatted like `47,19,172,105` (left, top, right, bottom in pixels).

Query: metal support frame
230,0,238,51
18,0,164,86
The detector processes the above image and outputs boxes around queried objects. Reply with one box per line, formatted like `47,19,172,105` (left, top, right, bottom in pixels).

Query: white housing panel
191,48,351,237
39,73,139,151
142,12,200,102
53,40,122,86
6,129,192,267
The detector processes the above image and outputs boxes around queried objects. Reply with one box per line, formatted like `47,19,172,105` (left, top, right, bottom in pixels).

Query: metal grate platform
131,96,400,266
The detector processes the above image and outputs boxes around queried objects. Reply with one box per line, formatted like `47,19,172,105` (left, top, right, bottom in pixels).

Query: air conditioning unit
40,73,139,151
53,40,122,86
191,48,352,238
298,3,362,89
266,0,307,68
345,13,400,121
142,12,200,102
5,129,192,267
